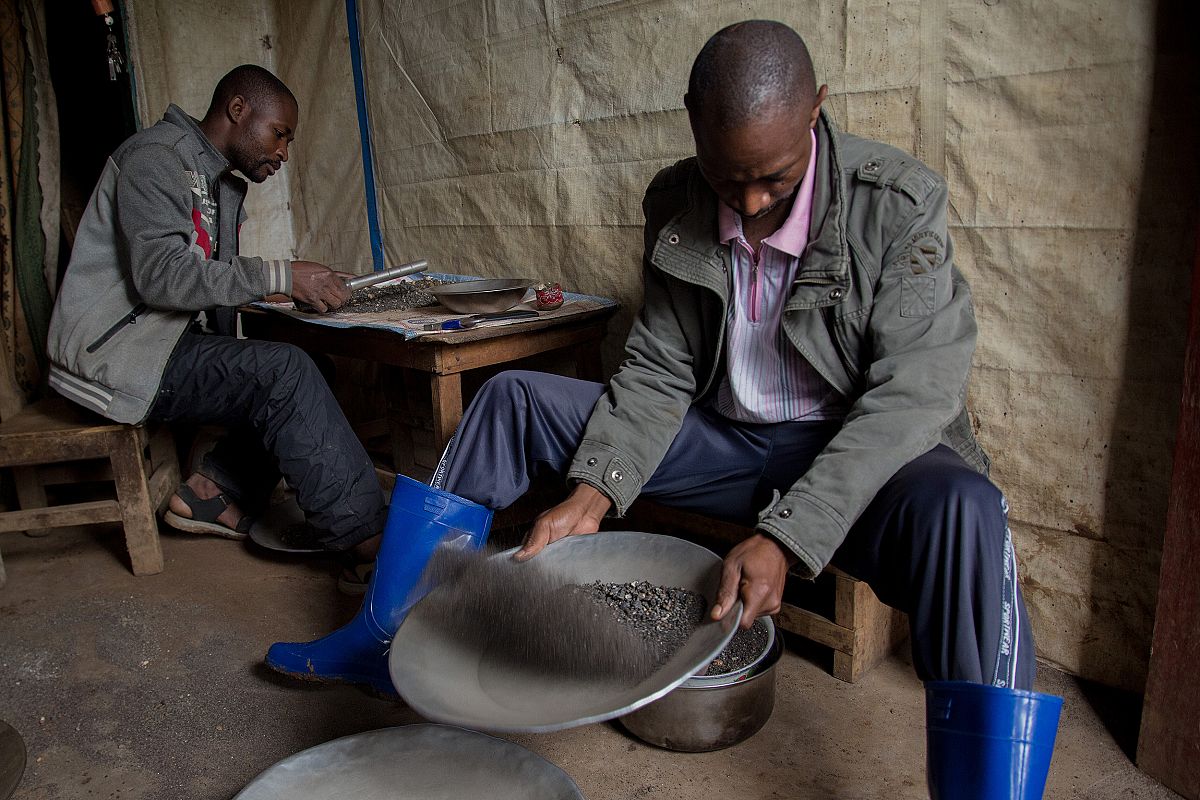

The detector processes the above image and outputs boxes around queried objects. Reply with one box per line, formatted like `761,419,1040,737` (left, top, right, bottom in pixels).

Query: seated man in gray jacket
270,23,1061,797
47,65,383,564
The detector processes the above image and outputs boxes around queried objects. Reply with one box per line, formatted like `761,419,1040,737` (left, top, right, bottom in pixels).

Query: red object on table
534,282,564,310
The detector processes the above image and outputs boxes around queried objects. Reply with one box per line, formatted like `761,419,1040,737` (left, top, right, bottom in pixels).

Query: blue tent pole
345,0,385,271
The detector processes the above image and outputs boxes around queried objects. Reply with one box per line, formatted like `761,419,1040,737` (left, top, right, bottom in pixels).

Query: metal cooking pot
619,635,782,752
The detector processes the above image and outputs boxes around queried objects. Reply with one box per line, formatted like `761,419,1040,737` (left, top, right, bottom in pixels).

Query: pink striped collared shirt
714,129,846,424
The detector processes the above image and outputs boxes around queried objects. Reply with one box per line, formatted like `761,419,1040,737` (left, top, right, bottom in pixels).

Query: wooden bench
0,396,178,585
625,499,908,683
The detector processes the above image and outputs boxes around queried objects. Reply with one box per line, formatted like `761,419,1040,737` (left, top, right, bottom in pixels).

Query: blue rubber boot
926,681,1063,799
265,474,493,696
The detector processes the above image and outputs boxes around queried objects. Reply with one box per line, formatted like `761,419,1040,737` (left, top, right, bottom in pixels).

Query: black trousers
437,370,1036,688
148,333,385,550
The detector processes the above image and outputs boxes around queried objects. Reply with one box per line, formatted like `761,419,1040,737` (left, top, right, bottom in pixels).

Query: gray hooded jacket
567,111,990,579
47,105,291,423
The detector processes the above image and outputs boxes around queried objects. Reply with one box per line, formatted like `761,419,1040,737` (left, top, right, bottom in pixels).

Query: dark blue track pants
437,370,1036,688
147,333,386,551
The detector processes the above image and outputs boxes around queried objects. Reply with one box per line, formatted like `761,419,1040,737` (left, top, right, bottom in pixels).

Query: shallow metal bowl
389,531,741,734
234,724,583,800
430,278,533,314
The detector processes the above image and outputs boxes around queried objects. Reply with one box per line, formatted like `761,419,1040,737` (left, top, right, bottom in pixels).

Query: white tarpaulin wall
125,0,1199,692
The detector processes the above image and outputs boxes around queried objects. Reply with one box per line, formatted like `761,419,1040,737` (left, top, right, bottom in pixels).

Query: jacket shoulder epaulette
839,134,942,205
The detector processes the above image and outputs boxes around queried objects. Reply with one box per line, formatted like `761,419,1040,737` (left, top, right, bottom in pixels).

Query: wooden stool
625,500,908,683
0,396,178,585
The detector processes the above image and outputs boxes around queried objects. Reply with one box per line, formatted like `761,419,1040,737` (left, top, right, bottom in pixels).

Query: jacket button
610,469,623,482
829,288,844,301
864,160,881,172
587,458,597,466
778,507,792,518
668,234,680,245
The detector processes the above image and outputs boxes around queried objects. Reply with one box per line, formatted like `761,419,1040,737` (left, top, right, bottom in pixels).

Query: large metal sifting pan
233,724,584,800
389,531,741,734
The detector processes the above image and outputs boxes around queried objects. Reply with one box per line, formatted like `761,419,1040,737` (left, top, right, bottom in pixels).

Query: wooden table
239,304,618,474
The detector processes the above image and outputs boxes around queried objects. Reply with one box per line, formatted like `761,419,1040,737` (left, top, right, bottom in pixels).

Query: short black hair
206,64,296,117
687,20,817,130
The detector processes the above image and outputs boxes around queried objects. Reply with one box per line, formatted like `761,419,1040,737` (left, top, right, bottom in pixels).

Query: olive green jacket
567,111,989,579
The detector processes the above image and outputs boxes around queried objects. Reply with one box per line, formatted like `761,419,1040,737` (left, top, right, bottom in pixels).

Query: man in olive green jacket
275,27,1062,798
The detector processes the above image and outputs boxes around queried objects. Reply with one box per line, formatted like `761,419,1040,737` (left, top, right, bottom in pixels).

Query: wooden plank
0,396,120,436
0,499,122,532
238,306,616,372
776,603,854,652
0,436,115,466
831,573,909,682
429,326,607,375
108,428,163,576
851,585,909,682
833,572,860,628
1138,233,1200,799
147,446,180,512
12,466,50,537
429,373,463,446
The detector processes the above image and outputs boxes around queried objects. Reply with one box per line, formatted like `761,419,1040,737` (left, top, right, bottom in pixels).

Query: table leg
385,368,417,476
429,373,464,459
577,337,604,383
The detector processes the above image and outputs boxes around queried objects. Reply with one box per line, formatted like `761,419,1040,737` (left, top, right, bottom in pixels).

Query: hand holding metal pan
389,531,741,734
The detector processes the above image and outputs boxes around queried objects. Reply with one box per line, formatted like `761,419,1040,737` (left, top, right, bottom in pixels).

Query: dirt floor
0,524,1182,800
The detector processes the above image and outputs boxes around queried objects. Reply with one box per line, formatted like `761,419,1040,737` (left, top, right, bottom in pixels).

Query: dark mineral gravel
584,580,771,677
338,277,447,313
585,580,707,662
703,617,770,676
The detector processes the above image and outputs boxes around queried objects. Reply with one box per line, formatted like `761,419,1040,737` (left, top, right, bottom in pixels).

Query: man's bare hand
711,533,797,629
290,260,350,312
515,483,612,561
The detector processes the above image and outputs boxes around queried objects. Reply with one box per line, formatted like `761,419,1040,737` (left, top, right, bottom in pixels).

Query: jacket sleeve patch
907,231,944,275
901,274,937,317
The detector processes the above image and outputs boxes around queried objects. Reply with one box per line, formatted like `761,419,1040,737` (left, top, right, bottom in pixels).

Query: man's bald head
686,20,817,130
205,64,296,119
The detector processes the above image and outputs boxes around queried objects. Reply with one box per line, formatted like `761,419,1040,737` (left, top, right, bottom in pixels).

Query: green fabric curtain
0,0,52,404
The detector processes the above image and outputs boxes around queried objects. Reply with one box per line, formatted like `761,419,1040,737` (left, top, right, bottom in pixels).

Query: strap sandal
162,483,253,541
